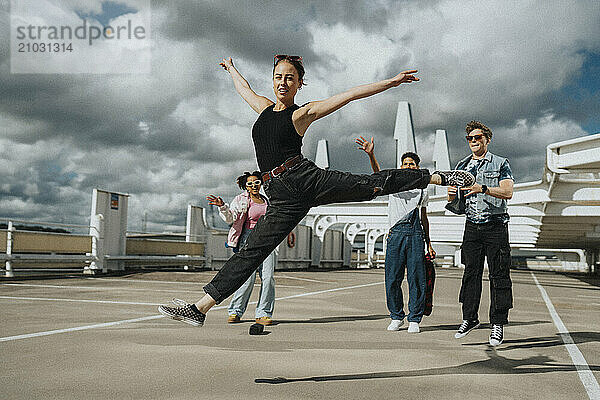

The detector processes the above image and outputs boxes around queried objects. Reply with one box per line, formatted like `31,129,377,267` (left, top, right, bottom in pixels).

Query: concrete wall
12,232,91,253
204,224,314,271
319,229,345,269
126,238,204,256
204,229,234,270
277,224,312,269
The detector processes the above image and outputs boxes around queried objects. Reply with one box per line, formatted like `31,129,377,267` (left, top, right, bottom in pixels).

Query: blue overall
384,207,426,323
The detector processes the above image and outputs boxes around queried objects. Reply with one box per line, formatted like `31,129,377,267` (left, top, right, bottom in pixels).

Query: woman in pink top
207,171,276,326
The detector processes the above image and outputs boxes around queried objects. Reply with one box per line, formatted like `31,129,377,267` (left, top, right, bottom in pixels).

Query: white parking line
89,276,309,287
84,277,208,285
0,280,383,342
0,296,162,306
2,281,304,290
531,272,600,399
273,280,383,301
0,315,165,342
275,275,333,283
1,283,202,293
578,295,600,299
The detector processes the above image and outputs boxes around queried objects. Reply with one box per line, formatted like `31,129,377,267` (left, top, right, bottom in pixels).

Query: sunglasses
465,134,484,142
246,180,262,188
273,54,303,66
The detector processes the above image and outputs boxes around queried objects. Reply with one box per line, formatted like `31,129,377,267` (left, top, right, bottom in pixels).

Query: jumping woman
158,55,474,326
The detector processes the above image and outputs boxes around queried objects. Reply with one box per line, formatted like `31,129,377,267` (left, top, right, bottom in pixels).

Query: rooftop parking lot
1,268,599,399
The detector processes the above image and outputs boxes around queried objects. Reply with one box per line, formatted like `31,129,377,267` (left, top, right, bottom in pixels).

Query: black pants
459,220,513,325
204,158,431,304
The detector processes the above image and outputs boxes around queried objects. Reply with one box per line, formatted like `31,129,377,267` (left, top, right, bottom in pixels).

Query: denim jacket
455,151,514,224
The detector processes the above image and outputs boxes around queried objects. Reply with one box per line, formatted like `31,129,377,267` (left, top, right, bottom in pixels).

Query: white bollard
5,221,14,277
85,213,104,274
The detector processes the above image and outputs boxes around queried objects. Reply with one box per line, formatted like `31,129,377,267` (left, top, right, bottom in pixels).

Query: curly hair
401,151,420,166
466,121,492,139
236,171,262,190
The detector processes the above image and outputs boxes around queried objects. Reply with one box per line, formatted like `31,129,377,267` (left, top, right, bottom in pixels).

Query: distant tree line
0,223,70,234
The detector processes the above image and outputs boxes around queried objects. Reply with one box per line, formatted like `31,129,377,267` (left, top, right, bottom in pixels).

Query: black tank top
252,104,303,172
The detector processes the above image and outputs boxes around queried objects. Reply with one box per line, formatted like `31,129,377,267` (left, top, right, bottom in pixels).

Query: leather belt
262,155,303,182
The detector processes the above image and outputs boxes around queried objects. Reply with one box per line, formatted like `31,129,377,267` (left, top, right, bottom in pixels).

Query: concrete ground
1,268,599,400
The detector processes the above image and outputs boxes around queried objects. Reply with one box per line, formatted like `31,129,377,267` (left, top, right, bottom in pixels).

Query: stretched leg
255,250,276,319
204,201,308,305
309,167,432,207
227,270,257,318
287,159,473,208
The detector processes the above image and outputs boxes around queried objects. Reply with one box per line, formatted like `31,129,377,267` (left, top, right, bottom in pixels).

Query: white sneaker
407,322,420,333
387,319,404,331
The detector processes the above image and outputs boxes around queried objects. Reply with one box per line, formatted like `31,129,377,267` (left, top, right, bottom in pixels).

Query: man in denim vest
448,121,514,346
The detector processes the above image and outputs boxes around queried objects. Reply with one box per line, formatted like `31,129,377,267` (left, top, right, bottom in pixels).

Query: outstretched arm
220,57,274,113
293,70,419,135
355,136,381,173
207,194,235,224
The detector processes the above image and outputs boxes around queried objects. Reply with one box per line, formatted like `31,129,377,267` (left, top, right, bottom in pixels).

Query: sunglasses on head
273,54,303,66
465,133,484,142
246,180,262,188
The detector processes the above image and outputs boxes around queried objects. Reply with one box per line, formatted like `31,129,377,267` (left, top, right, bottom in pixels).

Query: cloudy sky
1,0,599,232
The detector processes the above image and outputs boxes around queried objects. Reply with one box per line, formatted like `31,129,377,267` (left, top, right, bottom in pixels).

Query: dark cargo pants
459,220,513,325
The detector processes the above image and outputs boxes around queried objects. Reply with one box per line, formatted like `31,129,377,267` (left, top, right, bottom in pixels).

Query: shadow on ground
255,348,599,384
420,320,548,332
565,273,600,288
462,331,600,350
273,314,389,325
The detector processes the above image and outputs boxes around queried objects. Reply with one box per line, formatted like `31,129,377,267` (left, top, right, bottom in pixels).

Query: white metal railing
1,219,211,277
0,217,91,232
126,229,209,240
1,219,96,277
1,213,350,276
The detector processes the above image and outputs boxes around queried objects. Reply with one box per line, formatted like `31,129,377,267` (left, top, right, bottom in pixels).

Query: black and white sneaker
489,324,503,346
454,319,480,338
434,170,476,187
158,299,205,327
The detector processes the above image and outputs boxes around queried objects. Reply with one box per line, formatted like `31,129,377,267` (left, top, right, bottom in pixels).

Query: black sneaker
489,324,503,346
454,319,480,338
158,299,205,327
434,170,475,187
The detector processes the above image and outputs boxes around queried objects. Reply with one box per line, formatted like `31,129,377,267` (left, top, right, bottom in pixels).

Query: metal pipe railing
0,217,89,230
2,218,94,277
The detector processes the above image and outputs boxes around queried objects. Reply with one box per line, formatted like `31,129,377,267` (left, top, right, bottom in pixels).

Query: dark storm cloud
157,1,394,64
1,0,599,229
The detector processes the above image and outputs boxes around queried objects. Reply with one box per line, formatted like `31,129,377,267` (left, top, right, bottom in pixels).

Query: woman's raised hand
355,136,375,154
219,57,234,72
390,70,419,86
206,195,225,207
